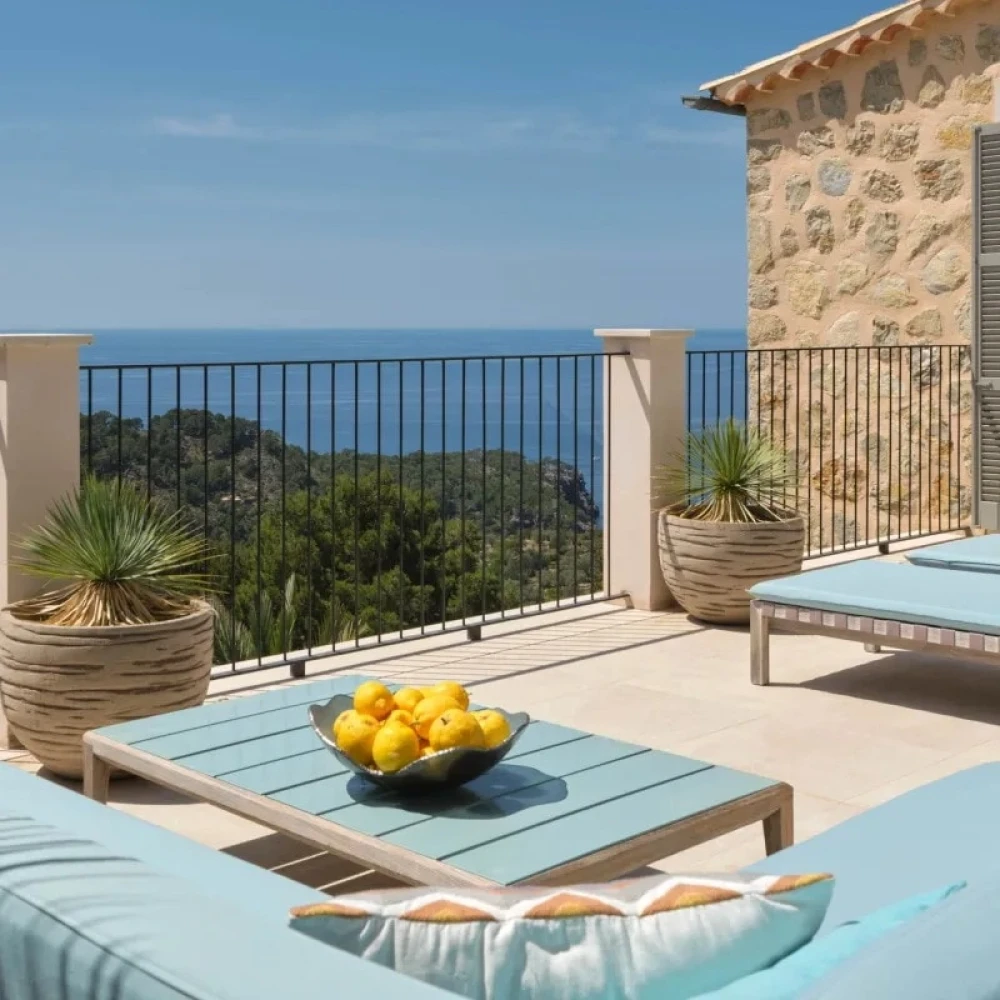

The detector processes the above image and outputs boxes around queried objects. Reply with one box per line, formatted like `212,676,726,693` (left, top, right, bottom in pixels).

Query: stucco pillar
595,329,691,611
0,334,91,750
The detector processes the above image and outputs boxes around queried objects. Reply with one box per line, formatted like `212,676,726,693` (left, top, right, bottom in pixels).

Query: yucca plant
657,419,797,524
13,476,211,627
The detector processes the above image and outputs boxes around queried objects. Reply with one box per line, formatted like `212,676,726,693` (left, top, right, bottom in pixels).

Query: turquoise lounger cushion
692,883,964,999
747,764,1000,932
0,809,452,1000
748,561,1000,636
905,534,1000,573
0,760,327,921
800,870,1000,999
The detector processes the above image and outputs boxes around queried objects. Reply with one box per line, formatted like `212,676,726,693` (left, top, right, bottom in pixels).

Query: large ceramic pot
0,601,214,778
657,511,805,624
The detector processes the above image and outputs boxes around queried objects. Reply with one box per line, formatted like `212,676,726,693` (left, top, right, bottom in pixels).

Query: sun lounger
748,560,1000,685
905,534,1000,573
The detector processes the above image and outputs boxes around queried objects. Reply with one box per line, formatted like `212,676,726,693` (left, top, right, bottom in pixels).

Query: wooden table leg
82,740,111,804
762,787,794,855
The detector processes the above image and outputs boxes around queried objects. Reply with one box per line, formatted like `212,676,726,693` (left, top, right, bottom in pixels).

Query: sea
79,328,748,504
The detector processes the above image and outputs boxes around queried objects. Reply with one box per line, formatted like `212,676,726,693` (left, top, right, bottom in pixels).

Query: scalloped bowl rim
309,693,530,781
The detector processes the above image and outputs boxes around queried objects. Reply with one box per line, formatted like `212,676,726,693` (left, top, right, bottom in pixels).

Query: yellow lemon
335,713,381,766
393,687,425,714
385,708,414,728
472,709,511,749
429,709,486,752
353,680,394,721
333,708,365,741
429,680,470,711
421,744,437,757
371,723,421,774
412,694,461,740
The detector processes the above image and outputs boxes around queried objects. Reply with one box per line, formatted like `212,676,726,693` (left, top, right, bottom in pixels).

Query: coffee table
83,676,793,888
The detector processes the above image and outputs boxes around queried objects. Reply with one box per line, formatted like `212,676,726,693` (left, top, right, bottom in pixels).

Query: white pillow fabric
290,871,834,1000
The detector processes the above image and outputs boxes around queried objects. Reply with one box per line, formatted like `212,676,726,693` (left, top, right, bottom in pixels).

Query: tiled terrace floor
5,541,1000,890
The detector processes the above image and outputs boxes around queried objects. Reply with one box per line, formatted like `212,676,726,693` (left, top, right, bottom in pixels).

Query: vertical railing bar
853,349,859,548
354,363,361,647
280,364,288,661
460,358,467,625
117,367,124,486
419,360,426,635
500,358,506,618
481,358,487,623
937,349,943,533
556,356,562,607
174,366,181,509
306,363,313,656
86,368,94,476
229,364,237,672
519,357,525,613
440,360,447,631
256,365,263,665
398,361,405,640
538,358,544,610
956,347,962,530
589,354,596,599
807,350,814,555
606,353,612,596
201,367,208,542
573,355,579,604
876,349,883,546
376,360,383,642
330,362,337,650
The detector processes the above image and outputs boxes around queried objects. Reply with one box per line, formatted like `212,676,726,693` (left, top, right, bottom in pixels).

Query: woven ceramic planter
657,511,805,625
0,601,214,778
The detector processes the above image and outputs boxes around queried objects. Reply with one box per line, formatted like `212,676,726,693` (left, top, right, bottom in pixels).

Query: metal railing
81,352,622,675
687,345,972,557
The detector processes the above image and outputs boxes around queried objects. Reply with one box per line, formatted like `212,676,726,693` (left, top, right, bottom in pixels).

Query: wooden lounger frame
750,599,1000,685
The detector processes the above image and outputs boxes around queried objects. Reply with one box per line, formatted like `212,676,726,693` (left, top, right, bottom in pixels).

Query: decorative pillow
692,882,964,999
290,871,834,1000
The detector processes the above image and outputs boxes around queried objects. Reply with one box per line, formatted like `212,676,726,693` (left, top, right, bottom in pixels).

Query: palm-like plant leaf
657,419,797,523
14,476,211,627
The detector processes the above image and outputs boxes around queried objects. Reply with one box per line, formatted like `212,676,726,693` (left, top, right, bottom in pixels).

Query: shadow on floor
794,650,1000,726
222,830,405,894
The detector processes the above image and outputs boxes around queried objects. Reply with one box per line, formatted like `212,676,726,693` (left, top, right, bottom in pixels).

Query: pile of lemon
333,680,511,774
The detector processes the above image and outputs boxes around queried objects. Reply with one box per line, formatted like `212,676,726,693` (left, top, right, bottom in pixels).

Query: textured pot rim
660,509,805,531
0,598,214,638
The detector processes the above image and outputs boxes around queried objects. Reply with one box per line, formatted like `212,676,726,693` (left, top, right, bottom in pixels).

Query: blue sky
3,1,883,329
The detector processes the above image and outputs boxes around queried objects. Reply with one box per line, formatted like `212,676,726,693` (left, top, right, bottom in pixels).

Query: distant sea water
78,328,747,507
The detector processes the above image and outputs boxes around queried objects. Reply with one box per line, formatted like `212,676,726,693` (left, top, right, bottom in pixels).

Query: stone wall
743,6,993,541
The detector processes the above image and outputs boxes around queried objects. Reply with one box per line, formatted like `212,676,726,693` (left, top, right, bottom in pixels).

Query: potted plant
656,419,805,624
0,477,214,778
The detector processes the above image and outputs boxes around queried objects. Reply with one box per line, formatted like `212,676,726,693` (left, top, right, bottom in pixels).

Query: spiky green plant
656,419,797,524
13,476,211,627
211,575,369,665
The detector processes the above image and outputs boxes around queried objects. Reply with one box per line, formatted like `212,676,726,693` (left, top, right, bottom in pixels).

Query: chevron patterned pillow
290,871,834,1000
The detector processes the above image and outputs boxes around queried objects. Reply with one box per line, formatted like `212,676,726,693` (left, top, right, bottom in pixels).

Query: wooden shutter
974,124,1000,530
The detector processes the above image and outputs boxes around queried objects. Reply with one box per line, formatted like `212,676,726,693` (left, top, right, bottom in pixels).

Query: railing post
0,333,91,750
595,329,692,611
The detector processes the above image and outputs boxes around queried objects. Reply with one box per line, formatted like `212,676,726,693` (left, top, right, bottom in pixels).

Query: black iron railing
81,353,623,675
687,345,972,556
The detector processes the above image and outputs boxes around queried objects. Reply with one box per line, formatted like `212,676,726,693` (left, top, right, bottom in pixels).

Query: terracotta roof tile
700,0,992,106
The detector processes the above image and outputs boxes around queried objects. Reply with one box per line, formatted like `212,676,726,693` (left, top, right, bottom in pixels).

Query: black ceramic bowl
309,693,530,793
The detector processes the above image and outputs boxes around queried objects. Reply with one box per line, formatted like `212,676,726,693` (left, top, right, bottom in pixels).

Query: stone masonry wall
743,6,995,545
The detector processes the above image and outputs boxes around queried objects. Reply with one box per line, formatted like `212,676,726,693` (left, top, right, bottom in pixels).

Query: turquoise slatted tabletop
84,676,792,888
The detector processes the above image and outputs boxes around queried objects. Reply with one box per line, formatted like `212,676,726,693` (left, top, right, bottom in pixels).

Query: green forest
84,409,603,663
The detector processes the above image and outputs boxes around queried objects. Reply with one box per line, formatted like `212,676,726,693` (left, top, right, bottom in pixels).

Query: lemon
393,687,425,714
472,709,511,749
412,694,461,740
429,680,470,711
429,709,486,751
335,713,381,766
333,708,365,741
385,709,414,728
372,723,421,773
353,680,394,721
421,744,438,757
